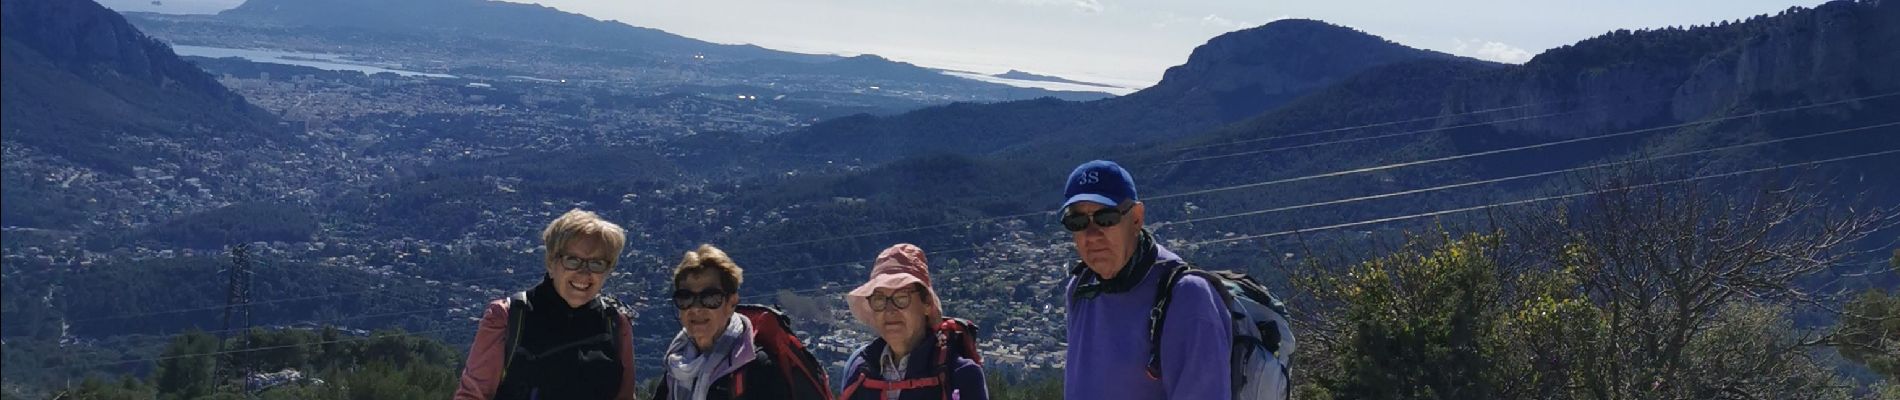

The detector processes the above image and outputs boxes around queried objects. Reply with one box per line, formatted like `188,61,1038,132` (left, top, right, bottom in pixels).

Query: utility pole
218,243,254,392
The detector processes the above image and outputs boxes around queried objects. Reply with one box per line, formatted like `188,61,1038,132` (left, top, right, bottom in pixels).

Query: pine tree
154,330,223,400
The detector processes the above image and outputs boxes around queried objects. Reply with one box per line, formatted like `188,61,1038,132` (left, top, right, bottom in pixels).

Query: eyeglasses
1061,203,1134,232
672,288,728,310
866,290,919,312
558,253,614,274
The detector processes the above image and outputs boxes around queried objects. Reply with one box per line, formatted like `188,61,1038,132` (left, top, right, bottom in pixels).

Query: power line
71,269,542,323
66,327,460,370
796,145,1900,299
1838,259,1897,278
104,306,472,344
1159,91,1898,166
726,88,1697,255
725,210,1050,256
1152,121,1898,227
739,94,1898,278
1150,91,1900,200
1186,148,1900,247
731,91,1899,258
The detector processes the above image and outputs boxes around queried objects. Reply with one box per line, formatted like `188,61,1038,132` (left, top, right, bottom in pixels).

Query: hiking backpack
732,304,835,400
838,318,982,400
1149,263,1296,400
500,292,632,379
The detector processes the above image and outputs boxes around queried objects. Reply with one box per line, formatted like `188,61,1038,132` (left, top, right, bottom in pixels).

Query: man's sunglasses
672,288,729,310
1061,203,1135,232
558,254,614,274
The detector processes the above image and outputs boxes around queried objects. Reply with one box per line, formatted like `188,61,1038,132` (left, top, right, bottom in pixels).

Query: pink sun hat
847,243,943,328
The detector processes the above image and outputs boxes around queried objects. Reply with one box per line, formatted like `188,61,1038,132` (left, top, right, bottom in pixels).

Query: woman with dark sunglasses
838,244,989,400
656,244,827,400
455,209,637,400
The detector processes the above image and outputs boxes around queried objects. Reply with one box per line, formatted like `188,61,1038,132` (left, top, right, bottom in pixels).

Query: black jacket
494,279,628,400
650,347,807,400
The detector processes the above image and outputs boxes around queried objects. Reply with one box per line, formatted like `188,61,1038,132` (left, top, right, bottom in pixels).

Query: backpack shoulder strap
599,295,632,361
1224,270,1290,317
502,291,531,376
1144,262,1194,380
838,344,872,399
935,318,980,400
727,347,771,398
935,318,982,367
844,343,869,378
1144,263,1236,381
597,295,631,318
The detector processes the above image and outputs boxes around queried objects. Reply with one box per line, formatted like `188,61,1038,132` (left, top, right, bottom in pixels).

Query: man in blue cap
1058,160,1232,400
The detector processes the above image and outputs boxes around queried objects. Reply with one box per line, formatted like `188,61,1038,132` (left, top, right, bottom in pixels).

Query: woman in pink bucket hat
838,244,989,400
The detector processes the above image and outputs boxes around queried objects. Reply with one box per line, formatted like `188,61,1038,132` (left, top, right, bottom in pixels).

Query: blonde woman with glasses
455,209,637,400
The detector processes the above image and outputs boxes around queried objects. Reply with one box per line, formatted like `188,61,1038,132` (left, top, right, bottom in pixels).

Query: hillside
1,0,275,162
734,0,1900,288
772,19,1473,165
1,0,281,228
217,0,833,63
1146,0,1900,201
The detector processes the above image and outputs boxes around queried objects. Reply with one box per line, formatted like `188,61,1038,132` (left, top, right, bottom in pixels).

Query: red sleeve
617,311,638,400
454,299,512,400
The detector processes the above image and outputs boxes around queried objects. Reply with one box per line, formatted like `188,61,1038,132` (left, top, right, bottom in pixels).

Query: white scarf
664,315,754,400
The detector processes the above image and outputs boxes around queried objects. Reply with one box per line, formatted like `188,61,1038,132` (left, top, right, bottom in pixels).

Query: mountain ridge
771,18,1476,165
1,0,276,164
217,0,837,63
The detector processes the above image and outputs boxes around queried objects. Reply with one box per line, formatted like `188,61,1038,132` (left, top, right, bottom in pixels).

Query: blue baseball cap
1061,160,1138,211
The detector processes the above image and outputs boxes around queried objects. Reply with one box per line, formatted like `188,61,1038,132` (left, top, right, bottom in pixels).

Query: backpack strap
843,371,870,400
501,291,531,379
1144,263,1190,380
1144,263,1238,381
598,295,632,359
840,344,868,393
932,319,960,400
731,368,748,398
848,366,946,399
842,320,980,400
839,344,875,399
862,376,945,391
936,318,982,366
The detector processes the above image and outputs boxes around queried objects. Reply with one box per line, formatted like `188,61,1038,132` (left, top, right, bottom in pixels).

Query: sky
103,0,1828,89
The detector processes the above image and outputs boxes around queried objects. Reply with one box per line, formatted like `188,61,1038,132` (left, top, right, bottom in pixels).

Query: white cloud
1452,38,1534,64
1073,0,1104,13
1155,13,1281,30
1200,14,1241,29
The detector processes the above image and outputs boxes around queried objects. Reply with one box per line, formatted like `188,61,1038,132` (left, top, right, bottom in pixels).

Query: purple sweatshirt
1065,239,1232,400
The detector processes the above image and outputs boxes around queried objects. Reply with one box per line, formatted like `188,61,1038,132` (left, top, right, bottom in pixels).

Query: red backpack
731,304,835,400
839,317,982,400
